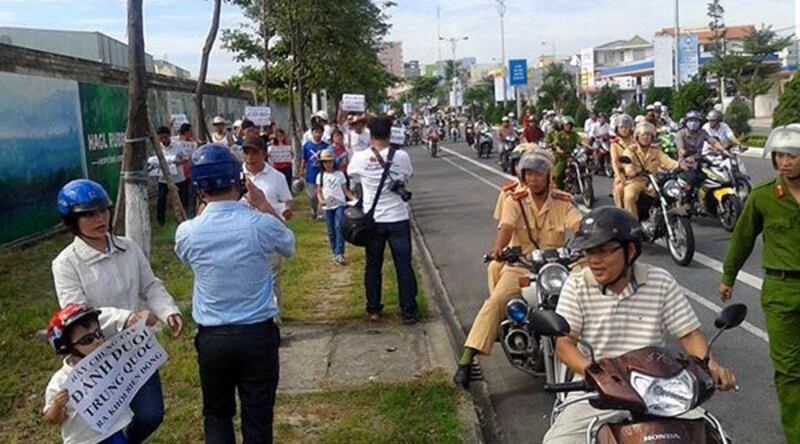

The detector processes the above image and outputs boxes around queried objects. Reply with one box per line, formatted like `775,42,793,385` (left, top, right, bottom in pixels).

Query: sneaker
335,255,347,265
368,312,381,322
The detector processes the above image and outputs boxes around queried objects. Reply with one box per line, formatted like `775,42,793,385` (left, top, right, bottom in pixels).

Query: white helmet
314,110,330,122
765,124,800,156
233,119,243,128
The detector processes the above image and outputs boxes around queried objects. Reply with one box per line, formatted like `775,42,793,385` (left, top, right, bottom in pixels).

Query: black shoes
453,364,473,389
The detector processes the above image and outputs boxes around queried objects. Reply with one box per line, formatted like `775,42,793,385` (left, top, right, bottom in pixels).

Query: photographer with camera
347,115,418,323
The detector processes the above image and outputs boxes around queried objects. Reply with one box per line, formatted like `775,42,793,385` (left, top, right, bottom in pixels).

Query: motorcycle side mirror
705,303,748,362
714,303,748,330
619,156,633,165
529,310,570,337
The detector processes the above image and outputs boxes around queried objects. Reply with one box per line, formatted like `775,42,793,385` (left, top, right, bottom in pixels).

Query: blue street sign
509,59,528,86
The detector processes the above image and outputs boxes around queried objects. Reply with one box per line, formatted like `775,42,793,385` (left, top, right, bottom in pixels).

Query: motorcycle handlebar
544,380,589,393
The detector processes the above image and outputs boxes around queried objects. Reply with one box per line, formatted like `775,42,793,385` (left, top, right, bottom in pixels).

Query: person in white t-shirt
302,110,334,144
211,115,234,146
242,135,293,322
347,115,418,324
703,109,742,153
346,114,372,154
156,126,187,226
43,303,135,444
316,149,355,265
589,113,611,141
583,111,597,134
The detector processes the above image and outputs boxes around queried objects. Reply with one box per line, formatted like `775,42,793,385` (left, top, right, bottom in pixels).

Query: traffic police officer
549,116,581,189
618,122,677,219
454,150,583,388
719,124,800,443
610,114,636,208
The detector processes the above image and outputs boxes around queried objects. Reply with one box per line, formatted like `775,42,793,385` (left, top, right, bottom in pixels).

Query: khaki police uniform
465,187,583,355
610,136,636,208
619,143,677,219
487,181,525,292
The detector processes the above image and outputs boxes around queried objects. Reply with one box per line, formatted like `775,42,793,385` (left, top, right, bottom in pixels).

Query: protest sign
268,144,293,165
170,114,189,129
390,127,406,146
64,321,168,434
245,106,271,126
341,94,366,113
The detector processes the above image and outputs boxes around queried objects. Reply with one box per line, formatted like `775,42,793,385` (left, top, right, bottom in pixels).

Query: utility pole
674,0,681,89
437,2,442,77
497,0,507,107
440,36,468,110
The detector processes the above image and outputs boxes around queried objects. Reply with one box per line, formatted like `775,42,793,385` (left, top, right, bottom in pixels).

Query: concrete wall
0,43,252,246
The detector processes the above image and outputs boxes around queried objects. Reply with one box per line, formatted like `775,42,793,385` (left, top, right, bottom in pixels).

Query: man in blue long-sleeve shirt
175,144,295,444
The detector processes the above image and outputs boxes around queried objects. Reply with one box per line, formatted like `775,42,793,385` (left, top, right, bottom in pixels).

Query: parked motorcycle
500,135,520,173
683,149,749,232
427,130,440,158
477,129,494,159
590,135,613,177
619,156,695,266
487,246,580,385
564,146,595,208
536,303,747,443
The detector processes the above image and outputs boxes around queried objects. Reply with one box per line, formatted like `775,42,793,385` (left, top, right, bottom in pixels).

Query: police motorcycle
619,156,695,266
564,145,595,208
476,128,494,159
485,246,581,384
682,149,747,232
500,133,521,173
537,303,747,444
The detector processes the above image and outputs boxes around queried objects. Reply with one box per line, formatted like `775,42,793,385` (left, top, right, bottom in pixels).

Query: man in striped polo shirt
544,207,737,444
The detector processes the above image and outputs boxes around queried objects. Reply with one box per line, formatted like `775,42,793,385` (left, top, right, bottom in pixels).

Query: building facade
379,41,404,78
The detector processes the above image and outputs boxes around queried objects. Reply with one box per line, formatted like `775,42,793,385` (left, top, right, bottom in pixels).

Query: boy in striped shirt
544,207,737,444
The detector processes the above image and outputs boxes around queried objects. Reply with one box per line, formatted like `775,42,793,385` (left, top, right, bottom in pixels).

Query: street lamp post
496,0,507,107
674,0,681,89
440,36,468,110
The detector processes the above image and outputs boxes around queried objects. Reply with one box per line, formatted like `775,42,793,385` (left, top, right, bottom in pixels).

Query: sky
0,0,796,82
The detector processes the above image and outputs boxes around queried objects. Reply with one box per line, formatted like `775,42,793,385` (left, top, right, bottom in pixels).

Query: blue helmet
57,179,113,216
191,144,242,192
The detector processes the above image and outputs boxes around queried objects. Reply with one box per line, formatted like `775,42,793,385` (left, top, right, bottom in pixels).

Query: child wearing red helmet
43,303,133,443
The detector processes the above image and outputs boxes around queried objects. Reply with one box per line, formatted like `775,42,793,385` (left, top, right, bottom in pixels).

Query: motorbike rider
549,116,581,190
453,150,583,388
542,110,558,135
609,107,623,130
703,109,743,152
618,122,678,219
522,116,544,144
610,114,636,207
475,117,490,134
644,105,659,128
543,206,736,444
676,110,730,192
583,110,598,134
719,124,800,444
588,113,611,143
498,116,515,139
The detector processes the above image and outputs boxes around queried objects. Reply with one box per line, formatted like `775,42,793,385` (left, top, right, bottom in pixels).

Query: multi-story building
378,41,404,78
403,60,420,79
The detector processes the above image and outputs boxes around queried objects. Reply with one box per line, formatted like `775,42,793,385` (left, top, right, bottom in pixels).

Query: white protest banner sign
64,321,168,434
245,106,271,126
171,114,189,129
268,144,293,165
390,127,406,146
341,94,366,113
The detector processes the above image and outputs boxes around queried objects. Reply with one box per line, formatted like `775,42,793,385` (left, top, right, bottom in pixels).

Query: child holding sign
43,303,134,444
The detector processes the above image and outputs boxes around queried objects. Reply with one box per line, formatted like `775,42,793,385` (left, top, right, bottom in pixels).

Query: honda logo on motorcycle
642,432,683,442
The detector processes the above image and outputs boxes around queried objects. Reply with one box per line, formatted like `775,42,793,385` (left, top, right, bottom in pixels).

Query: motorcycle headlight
574,150,588,164
630,369,696,417
505,299,528,322
538,264,569,295
663,179,682,199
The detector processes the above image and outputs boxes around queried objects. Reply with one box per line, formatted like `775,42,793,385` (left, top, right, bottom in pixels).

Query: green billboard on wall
79,82,128,202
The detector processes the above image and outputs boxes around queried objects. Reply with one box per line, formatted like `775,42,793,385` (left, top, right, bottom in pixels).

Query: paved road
409,140,784,443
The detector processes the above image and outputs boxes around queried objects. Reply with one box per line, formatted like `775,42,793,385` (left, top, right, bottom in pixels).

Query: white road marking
439,144,763,291
682,287,769,343
440,156,503,191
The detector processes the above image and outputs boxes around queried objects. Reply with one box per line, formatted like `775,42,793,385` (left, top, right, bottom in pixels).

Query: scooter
619,156,695,266
564,146,595,208
427,129,440,158
500,135,520,173
488,246,580,385
537,303,747,444
684,150,746,232
477,129,494,159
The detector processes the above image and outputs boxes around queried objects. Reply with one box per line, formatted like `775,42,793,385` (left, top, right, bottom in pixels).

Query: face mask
686,120,701,131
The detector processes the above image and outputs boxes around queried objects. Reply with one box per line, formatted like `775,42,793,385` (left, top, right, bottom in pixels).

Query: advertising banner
79,83,127,202
678,33,699,84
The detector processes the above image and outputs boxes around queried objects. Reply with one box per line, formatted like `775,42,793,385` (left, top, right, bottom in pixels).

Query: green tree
592,85,618,115
672,77,716,119
724,96,751,135
410,76,443,108
772,73,800,127
463,79,494,119
624,100,643,118
537,63,575,113
645,87,673,110
736,25,794,114
706,0,727,103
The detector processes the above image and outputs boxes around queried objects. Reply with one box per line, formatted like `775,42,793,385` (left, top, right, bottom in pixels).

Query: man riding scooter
677,111,730,195
543,206,737,444
453,150,582,388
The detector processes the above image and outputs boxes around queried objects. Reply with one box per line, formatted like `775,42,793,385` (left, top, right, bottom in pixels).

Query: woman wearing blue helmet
52,178,183,443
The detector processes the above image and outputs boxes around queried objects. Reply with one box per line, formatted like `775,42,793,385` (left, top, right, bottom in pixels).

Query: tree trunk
194,0,222,144
299,78,307,132
123,0,152,256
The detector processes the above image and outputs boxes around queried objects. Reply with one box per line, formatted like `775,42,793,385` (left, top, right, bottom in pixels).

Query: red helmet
47,303,101,354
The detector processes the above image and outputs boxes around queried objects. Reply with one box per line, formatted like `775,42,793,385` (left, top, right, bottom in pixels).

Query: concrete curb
410,214,501,444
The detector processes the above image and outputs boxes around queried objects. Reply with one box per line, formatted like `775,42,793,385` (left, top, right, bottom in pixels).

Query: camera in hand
390,181,412,202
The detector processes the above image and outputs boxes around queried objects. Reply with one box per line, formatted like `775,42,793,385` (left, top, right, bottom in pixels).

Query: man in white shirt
583,111,597,134
588,113,611,141
703,109,742,152
156,126,187,226
347,115,418,324
211,115,234,146
303,110,334,144
346,113,372,154
241,136,293,323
